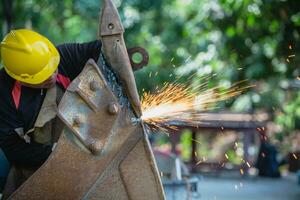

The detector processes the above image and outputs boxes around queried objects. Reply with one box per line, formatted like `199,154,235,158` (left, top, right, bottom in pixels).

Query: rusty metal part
89,80,99,91
8,0,165,199
58,59,120,154
127,47,149,71
99,0,142,117
9,59,165,200
108,103,119,115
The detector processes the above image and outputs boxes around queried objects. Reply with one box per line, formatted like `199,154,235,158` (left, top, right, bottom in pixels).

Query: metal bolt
88,139,102,155
89,80,98,91
108,23,114,30
73,116,81,127
108,103,119,115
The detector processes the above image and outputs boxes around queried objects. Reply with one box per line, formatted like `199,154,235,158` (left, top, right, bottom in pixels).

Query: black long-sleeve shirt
0,40,102,166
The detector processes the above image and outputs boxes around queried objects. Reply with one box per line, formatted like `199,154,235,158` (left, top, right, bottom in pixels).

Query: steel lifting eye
127,47,149,71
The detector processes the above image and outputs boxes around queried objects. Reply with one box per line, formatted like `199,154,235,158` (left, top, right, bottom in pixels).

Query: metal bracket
128,47,149,71
58,59,120,155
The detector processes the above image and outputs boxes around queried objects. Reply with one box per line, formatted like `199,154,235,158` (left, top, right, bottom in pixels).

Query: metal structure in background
8,0,165,199
154,150,201,200
168,112,268,174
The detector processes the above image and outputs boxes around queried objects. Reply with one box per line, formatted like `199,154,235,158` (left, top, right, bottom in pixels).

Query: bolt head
73,116,81,127
108,103,119,115
88,139,103,155
89,80,98,91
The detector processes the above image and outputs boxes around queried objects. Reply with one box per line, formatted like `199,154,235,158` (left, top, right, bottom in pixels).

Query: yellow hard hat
0,29,60,84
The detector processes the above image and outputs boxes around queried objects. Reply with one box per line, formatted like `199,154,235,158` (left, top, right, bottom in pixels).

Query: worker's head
0,29,60,88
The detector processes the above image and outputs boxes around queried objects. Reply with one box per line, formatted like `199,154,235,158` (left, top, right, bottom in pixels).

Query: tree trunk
2,0,13,35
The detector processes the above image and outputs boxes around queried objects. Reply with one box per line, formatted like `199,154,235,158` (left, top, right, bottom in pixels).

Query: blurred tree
1,0,13,35
1,0,299,139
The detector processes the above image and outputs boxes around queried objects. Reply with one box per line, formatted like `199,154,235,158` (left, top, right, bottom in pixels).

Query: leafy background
1,0,300,152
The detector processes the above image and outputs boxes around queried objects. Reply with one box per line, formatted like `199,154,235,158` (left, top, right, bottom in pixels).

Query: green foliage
179,129,192,161
225,149,243,165
124,0,299,115
276,91,300,132
1,0,300,140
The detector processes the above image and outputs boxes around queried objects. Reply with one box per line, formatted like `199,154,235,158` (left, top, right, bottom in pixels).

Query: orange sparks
240,169,244,175
196,157,206,165
292,153,298,160
196,160,202,165
141,79,251,134
225,154,229,159
192,139,201,145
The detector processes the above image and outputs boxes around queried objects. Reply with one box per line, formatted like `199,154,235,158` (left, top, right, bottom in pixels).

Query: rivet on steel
73,116,82,127
108,103,119,115
88,139,103,155
89,80,98,91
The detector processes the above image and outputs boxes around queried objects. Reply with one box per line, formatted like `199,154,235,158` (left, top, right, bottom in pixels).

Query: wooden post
2,0,13,35
191,130,197,172
170,130,179,155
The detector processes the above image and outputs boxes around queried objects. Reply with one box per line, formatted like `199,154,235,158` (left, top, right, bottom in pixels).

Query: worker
0,29,102,194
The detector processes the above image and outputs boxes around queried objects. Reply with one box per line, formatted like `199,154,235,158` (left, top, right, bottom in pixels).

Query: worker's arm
0,70,52,167
56,40,102,80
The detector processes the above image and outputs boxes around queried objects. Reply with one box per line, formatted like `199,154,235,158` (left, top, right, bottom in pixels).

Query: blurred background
1,0,300,199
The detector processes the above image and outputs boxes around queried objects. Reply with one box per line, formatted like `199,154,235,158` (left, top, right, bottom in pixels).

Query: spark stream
141,79,253,134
